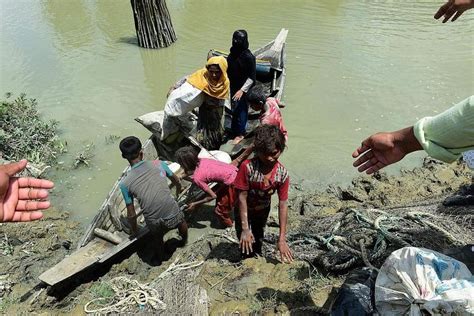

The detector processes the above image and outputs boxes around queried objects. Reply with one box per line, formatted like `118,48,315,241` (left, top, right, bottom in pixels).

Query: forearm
193,185,217,206
192,195,215,207
393,126,423,156
126,205,138,233
240,78,254,93
238,191,250,230
170,174,182,193
278,201,289,241
231,144,254,166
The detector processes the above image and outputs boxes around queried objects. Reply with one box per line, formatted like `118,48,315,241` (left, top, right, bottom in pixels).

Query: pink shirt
193,158,238,192
260,98,288,140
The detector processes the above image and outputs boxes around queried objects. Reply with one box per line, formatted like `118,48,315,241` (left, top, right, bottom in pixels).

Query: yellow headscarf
187,56,230,100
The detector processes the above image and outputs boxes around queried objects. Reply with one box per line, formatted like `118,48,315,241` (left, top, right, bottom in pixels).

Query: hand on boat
0,160,54,222
352,127,422,174
232,90,244,101
434,0,474,22
239,229,255,255
277,239,293,263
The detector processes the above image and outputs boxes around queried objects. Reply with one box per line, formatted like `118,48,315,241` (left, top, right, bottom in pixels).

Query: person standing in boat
119,136,187,262
162,56,230,146
227,30,256,144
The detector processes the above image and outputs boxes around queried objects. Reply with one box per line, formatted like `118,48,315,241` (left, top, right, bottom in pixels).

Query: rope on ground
155,254,204,282
84,256,204,314
84,277,166,314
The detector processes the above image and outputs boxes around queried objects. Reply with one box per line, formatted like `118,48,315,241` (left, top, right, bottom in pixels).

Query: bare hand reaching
239,228,255,255
232,90,244,102
434,0,474,22
352,127,422,174
0,160,54,222
277,239,293,263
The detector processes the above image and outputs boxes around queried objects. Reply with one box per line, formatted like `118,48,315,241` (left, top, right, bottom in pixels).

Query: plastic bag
375,247,474,315
331,268,377,316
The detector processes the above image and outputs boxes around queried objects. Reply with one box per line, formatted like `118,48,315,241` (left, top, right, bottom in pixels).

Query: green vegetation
105,134,120,145
74,143,95,168
0,93,66,165
0,296,18,313
0,233,14,256
89,281,114,300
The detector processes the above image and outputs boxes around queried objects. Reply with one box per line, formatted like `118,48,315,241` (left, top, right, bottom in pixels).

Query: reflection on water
0,0,472,222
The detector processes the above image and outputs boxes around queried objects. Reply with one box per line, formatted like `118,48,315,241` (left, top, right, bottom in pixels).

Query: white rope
84,277,166,314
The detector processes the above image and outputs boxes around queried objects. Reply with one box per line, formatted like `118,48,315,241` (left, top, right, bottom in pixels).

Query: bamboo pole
130,0,177,49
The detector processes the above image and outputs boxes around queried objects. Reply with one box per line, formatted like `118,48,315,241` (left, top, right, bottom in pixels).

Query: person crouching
175,146,252,227
119,136,188,262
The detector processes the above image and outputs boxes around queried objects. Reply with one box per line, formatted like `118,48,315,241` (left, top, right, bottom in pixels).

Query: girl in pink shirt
175,146,252,227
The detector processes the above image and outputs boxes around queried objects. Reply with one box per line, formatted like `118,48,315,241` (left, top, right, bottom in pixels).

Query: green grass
0,296,18,313
89,281,115,299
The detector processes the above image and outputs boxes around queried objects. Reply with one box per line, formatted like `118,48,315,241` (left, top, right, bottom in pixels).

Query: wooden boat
39,28,288,287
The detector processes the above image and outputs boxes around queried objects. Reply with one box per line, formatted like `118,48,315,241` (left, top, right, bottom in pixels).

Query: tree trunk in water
130,0,177,49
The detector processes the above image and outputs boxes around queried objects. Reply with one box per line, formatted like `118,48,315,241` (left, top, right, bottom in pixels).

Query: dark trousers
231,97,249,137
234,207,270,258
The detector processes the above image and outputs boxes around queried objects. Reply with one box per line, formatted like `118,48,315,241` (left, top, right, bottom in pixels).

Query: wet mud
0,158,472,314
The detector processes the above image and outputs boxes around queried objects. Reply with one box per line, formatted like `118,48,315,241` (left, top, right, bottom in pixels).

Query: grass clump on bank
0,93,66,165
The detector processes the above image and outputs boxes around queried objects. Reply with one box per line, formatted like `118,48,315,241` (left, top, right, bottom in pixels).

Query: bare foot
232,136,244,145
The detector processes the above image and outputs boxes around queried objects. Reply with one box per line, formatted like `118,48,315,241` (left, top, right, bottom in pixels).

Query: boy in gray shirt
119,136,187,260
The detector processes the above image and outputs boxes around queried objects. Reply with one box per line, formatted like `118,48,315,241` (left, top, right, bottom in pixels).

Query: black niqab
227,30,256,95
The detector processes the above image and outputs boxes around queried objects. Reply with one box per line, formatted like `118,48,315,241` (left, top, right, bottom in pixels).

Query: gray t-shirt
120,160,179,223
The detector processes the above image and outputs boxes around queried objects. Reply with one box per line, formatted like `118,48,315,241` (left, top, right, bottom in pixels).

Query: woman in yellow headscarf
187,56,230,100
162,56,230,148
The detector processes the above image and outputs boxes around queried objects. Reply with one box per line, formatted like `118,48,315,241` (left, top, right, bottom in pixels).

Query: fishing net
264,205,473,272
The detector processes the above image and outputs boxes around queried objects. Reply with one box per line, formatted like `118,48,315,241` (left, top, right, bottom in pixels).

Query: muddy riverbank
0,158,472,314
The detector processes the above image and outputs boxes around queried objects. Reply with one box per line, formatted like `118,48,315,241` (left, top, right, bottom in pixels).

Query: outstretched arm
186,185,217,211
231,144,254,167
352,127,422,174
0,160,54,223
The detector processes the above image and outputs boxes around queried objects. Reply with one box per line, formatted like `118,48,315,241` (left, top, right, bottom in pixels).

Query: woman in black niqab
227,30,256,143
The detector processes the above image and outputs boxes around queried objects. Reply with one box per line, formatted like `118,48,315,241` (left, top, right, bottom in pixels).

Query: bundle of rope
265,207,471,272
84,277,166,314
84,255,205,314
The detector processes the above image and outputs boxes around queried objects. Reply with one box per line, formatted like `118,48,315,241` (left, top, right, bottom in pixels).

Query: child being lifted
234,124,293,263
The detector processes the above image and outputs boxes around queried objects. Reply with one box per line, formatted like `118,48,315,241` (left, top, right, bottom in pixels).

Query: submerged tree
130,0,177,49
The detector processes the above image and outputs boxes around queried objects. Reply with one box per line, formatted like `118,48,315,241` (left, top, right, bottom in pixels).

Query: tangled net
265,207,473,272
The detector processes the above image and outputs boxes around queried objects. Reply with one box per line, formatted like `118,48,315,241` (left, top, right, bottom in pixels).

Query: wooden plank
39,239,113,286
98,227,149,263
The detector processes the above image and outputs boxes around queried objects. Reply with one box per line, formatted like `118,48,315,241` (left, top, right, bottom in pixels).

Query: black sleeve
248,54,256,83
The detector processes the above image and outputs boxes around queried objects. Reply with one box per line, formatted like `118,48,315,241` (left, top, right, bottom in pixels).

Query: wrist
393,126,422,155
